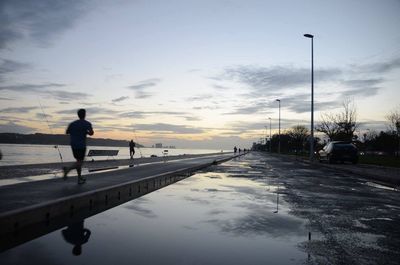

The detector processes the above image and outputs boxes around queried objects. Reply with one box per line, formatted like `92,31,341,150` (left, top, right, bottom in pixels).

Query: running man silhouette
129,140,135,159
63,109,94,184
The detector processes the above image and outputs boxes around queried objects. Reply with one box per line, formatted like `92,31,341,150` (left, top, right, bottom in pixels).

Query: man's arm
87,123,94,136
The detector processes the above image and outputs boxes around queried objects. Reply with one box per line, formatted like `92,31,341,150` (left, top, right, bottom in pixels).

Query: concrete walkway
0,152,229,179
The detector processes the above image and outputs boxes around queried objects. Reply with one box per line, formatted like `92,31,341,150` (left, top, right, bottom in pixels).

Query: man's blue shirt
66,119,93,149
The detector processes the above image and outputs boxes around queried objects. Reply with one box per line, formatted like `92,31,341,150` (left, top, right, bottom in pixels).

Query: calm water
0,144,225,166
0,154,310,265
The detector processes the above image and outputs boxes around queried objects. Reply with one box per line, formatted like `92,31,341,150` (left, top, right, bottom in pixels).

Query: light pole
276,99,281,154
304,33,314,162
268,117,272,152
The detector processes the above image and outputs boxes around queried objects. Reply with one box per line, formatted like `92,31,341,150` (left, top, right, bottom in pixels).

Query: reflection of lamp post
276,99,281,154
304,33,314,162
274,184,279,213
268,117,272,152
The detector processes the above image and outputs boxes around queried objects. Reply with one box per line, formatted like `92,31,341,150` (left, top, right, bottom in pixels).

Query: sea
0,144,226,166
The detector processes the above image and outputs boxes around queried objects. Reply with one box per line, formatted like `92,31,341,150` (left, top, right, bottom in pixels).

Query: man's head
77,109,86,119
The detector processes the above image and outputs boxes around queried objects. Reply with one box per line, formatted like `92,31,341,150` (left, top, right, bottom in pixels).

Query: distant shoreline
0,133,144,148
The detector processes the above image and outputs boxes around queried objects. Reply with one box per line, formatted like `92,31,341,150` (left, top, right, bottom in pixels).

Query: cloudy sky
0,0,399,149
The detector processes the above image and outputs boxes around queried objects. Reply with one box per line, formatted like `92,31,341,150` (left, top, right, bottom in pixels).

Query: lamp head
276,99,280,102
304,34,314,38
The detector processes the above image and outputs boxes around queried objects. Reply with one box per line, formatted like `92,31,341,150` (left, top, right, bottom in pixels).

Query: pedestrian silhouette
63,109,94,184
62,220,91,256
129,140,136,159
234,146,237,153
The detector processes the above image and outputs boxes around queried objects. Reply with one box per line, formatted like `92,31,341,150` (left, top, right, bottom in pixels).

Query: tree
287,125,309,152
316,112,339,140
386,107,400,134
316,99,358,141
385,107,400,157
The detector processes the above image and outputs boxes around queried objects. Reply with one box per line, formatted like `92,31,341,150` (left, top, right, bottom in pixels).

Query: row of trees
253,100,400,157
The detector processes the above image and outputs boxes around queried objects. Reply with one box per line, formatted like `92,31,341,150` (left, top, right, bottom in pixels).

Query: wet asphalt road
232,152,400,265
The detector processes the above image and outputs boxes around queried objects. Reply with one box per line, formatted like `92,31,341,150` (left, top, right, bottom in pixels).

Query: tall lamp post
304,33,314,162
268,117,272,152
276,99,281,154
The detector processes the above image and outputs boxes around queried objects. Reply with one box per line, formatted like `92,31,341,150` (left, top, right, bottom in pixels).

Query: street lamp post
276,99,281,154
268,117,272,152
304,33,314,162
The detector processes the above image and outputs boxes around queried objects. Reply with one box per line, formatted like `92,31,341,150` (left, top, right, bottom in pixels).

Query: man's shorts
72,148,86,161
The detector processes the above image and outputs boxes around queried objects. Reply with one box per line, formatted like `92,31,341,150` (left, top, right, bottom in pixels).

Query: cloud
0,0,91,49
120,111,187,119
0,83,66,92
56,107,120,116
341,87,380,98
183,116,202,121
46,90,89,100
219,65,342,93
0,121,35,133
224,102,269,115
133,123,204,134
339,78,383,98
112,96,129,103
0,59,30,81
0,83,90,100
224,94,339,115
187,93,215,102
213,84,231,90
36,113,52,119
357,57,400,74
127,78,161,99
0,106,37,113
0,97,14,101
127,78,161,90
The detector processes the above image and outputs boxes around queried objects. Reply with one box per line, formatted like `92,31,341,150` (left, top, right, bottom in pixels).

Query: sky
0,0,399,149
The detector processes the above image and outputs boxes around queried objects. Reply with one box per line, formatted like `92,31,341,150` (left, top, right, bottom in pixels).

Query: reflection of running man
62,220,91,256
63,109,94,184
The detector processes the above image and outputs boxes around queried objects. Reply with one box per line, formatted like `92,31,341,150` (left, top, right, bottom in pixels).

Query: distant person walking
129,140,136,159
63,109,94,184
234,146,237,154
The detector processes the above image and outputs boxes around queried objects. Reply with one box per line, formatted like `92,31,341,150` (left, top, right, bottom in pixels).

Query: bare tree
287,125,309,151
385,106,400,157
316,112,339,140
386,107,400,134
316,99,358,141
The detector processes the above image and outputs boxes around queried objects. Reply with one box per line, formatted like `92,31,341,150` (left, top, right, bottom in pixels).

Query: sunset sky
1,0,399,149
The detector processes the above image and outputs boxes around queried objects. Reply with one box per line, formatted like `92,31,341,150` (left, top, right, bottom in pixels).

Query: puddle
0,154,311,265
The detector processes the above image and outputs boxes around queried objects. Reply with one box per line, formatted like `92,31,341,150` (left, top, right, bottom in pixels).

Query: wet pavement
0,152,399,265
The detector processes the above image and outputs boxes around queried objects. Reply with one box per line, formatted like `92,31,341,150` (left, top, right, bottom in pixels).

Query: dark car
318,141,358,164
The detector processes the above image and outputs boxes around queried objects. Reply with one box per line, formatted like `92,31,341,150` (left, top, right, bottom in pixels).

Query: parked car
318,141,358,164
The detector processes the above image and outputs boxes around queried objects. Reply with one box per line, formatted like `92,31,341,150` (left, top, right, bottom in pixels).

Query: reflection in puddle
0,154,310,265
365,182,398,191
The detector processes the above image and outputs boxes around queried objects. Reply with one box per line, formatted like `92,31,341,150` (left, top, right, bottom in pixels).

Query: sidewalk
0,152,227,179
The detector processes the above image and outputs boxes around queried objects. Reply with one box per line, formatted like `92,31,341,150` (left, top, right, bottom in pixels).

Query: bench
87,149,119,161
